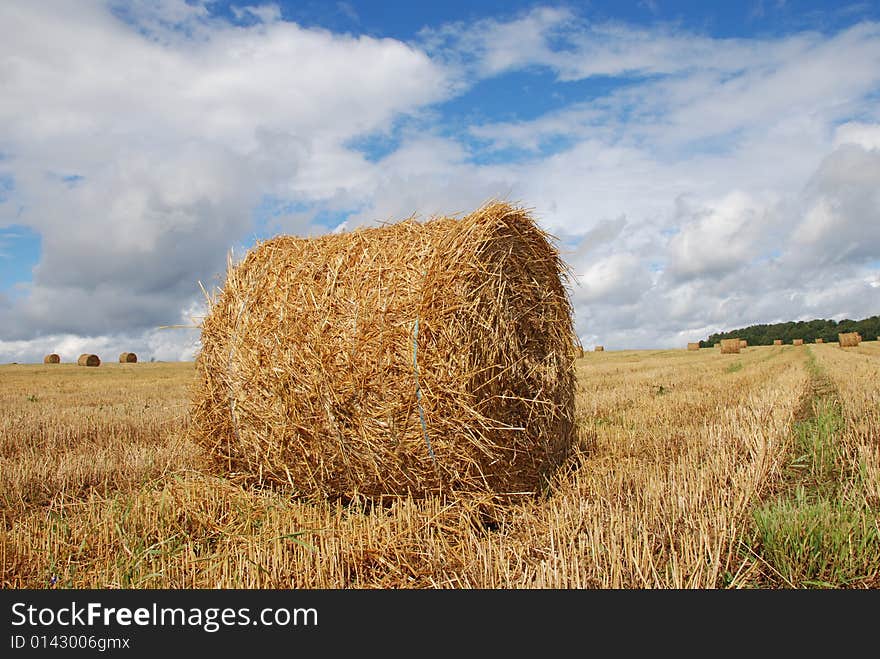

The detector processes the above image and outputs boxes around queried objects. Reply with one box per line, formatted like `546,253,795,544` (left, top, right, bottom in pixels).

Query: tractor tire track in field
735,347,880,588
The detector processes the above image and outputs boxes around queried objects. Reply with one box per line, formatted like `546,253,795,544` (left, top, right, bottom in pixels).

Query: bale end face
773,339,782,346
43,353,61,364
77,354,100,367
793,339,804,346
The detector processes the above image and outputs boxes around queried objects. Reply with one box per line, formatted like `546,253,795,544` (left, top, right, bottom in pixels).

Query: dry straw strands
739,339,748,348
838,332,860,347
793,339,804,346
119,352,138,363
43,353,60,364
191,201,577,501
595,346,604,352
720,339,740,354
773,339,782,345
687,342,700,351
77,354,100,367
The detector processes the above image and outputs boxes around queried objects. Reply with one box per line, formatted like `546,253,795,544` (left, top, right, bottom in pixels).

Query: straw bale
793,339,804,346
773,339,782,346
838,332,860,347
43,353,60,364
77,354,100,367
119,352,138,363
594,345,604,352
739,339,748,348
687,342,700,351
815,338,824,344
720,339,740,354
191,202,577,501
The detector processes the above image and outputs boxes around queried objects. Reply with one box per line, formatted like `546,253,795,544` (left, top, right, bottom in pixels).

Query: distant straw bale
773,339,782,346
815,338,824,344
687,342,700,351
43,353,60,364
739,339,748,348
838,332,860,347
77,354,100,367
191,201,577,501
119,352,138,363
720,339,740,354
595,346,604,352
793,339,804,346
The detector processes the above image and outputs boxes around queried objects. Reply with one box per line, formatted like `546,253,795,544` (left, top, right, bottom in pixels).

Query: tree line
700,315,880,348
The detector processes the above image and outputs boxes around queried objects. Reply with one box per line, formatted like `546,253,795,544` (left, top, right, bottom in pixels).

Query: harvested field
4,343,877,589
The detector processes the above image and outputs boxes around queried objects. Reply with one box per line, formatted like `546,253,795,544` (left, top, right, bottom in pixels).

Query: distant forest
700,315,880,347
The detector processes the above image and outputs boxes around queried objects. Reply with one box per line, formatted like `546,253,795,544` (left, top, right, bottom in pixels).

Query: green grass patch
725,361,743,373
738,348,880,588
752,486,880,588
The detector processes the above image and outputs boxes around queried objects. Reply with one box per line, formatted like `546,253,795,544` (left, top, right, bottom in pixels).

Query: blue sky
1,0,880,361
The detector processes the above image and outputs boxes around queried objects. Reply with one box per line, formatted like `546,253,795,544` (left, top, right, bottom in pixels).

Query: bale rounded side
838,332,860,347
191,202,577,500
720,339,740,354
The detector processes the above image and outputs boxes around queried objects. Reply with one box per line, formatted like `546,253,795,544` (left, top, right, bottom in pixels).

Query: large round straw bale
773,339,782,346
191,202,577,501
793,339,804,346
43,353,61,364
594,345,604,352
720,338,740,354
77,353,100,367
687,342,700,351
119,352,138,363
838,332,860,347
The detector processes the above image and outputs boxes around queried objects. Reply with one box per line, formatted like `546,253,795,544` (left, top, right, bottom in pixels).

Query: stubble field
2,343,878,588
